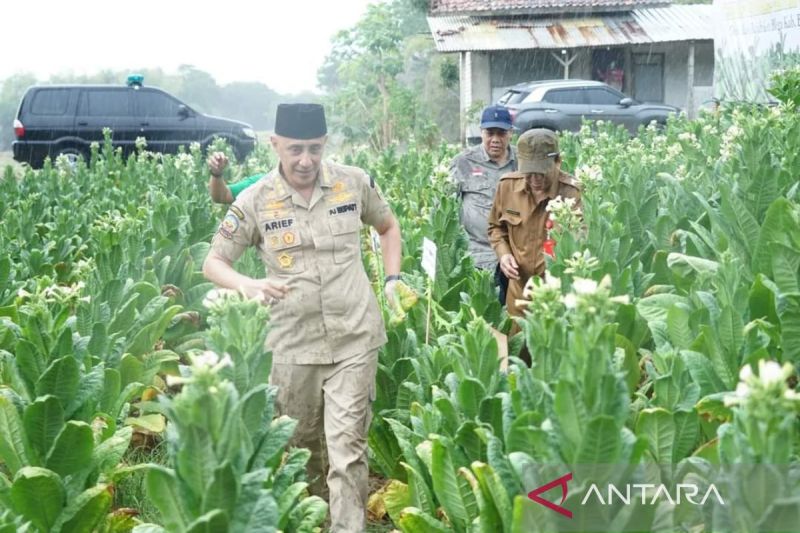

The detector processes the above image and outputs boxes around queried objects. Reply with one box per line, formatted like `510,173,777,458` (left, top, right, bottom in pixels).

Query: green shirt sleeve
229,173,264,199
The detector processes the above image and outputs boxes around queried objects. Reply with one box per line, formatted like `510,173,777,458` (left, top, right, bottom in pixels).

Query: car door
584,87,631,129
75,89,138,154
134,89,198,155
539,88,588,132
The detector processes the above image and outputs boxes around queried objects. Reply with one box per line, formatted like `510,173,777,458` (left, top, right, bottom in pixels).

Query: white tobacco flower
562,293,578,309
758,359,786,387
572,277,599,296
194,350,220,368
667,143,683,159
575,164,603,183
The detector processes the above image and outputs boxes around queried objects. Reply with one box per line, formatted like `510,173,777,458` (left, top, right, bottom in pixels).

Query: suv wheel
55,147,86,168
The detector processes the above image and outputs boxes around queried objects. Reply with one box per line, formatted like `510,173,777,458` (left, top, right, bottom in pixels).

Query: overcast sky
3,0,374,94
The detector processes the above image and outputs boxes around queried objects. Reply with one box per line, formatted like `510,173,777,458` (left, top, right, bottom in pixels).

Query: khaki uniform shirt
488,170,582,316
450,144,517,270
210,162,391,365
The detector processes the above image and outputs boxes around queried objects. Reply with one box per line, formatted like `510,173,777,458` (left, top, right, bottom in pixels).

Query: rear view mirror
619,97,634,107
178,105,190,119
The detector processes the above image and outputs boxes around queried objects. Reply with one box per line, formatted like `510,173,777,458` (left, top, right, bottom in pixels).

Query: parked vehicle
12,75,256,168
497,79,680,134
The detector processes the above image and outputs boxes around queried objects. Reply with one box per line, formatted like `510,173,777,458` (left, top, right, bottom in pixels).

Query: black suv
12,77,256,168
497,79,680,135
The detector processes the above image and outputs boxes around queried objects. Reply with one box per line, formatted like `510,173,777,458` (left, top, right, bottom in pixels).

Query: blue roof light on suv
126,74,144,88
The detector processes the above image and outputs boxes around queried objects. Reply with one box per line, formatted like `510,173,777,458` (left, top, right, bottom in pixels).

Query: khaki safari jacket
209,162,390,365
487,170,581,317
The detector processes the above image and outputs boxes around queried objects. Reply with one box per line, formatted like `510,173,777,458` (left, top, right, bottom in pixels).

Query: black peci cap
274,103,327,140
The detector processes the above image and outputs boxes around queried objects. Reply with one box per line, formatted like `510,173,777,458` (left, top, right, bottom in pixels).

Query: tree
318,1,448,151
0,73,37,150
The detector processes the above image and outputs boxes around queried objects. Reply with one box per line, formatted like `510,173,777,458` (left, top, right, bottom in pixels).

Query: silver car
497,79,680,135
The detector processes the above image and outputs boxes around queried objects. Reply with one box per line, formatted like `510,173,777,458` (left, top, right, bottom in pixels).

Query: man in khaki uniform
203,103,402,533
488,129,581,364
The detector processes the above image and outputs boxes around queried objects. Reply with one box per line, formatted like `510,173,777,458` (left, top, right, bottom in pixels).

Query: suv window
585,88,622,105
543,89,585,104
137,90,182,117
80,90,132,116
30,89,70,115
497,90,530,106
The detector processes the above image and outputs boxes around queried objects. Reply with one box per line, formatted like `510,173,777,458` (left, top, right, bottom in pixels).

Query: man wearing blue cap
449,105,517,302
204,103,402,532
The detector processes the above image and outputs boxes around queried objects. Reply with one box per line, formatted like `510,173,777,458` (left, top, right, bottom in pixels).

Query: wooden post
552,50,578,79
460,51,473,146
687,41,696,118
624,46,633,95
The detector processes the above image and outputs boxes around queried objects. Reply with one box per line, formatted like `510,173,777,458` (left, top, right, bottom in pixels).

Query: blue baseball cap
480,105,513,130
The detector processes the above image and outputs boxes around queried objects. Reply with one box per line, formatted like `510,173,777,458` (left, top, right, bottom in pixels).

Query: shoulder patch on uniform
229,205,245,221
220,213,239,236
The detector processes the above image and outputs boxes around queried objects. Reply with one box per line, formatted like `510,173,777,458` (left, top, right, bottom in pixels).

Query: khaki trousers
271,349,378,533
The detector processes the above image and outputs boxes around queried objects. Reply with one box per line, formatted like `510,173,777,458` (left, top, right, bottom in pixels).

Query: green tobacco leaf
431,436,470,532
472,461,512,533
635,408,674,464
36,356,80,409
23,395,64,463
58,484,113,533
68,364,105,418
92,426,133,473
14,340,43,398
553,380,585,462
127,305,182,357
10,466,65,532
576,415,622,465
146,466,186,532
46,421,94,477
398,507,450,533
457,377,486,421
119,353,145,387
680,350,727,396
201,461,238,517
673,410,700,461
780,294,800,365
666,303,694,350
667,253,719,278
637,294,691,325
749,275,780,324
752,198,793,277
185,510,229,533
0,395,29,475
401,462,435,517
254,415,297,471
286,495,328,533
696,392,733,423
772,243,800,295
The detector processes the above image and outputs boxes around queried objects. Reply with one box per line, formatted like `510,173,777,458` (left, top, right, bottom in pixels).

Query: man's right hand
207,151,229,178
499,254,520,280
241,278,290,305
